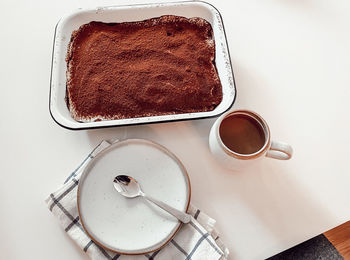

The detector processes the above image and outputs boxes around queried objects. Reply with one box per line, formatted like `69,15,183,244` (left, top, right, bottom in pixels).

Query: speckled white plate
77,139,191,255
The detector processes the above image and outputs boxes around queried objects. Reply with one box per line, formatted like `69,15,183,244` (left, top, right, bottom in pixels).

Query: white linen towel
46,139,229,260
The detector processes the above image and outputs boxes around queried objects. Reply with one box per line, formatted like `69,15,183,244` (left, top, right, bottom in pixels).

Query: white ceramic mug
209,110,293,169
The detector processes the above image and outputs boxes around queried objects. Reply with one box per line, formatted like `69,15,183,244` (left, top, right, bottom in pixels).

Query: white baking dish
49,1,236,130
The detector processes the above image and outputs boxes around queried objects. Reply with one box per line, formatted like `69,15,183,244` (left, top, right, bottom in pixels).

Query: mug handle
266,141,293,160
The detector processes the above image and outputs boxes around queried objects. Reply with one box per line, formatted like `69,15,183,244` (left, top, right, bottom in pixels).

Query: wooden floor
324,221,350,260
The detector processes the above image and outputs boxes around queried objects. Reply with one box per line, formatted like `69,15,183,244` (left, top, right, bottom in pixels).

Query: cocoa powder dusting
66,15,222,122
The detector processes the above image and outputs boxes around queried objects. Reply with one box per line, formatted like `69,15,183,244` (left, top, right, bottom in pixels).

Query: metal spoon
113,175,191,223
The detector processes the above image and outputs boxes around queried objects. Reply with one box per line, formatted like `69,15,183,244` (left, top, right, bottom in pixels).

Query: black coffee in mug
219,114,266,154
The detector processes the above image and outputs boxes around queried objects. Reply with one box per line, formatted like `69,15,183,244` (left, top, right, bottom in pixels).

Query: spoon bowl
113,175,142,198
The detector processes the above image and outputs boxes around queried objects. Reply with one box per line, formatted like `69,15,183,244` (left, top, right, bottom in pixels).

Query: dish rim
77,138,192,255
49,0,237,130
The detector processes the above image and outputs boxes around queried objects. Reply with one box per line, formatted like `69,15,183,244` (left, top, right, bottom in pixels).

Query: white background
1,0,349,259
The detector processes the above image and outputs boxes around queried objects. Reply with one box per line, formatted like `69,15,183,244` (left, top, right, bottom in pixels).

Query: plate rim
77,138,191,255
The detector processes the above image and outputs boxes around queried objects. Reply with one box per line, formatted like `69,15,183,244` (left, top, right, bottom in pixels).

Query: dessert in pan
66,15,222,122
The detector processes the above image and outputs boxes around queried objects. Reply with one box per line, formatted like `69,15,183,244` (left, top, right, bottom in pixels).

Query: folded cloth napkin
46,139,229,260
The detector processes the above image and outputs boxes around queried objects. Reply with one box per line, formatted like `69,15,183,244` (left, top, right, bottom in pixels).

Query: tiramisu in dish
66,15,222,122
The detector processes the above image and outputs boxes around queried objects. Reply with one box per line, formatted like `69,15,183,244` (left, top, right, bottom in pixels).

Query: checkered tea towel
46,139,229,260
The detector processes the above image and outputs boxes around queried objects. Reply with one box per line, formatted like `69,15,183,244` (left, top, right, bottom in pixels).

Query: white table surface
1,0,350,259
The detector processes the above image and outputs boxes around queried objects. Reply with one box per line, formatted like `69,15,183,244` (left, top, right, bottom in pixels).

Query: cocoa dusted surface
66,15,222,122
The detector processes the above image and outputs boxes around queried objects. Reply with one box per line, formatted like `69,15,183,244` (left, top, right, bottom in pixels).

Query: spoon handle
143,194,191,223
